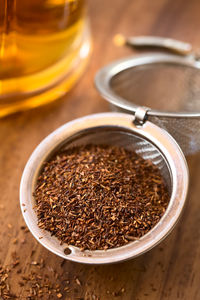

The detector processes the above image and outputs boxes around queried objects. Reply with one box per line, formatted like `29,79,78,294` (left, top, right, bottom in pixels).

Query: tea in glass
0,0,90,116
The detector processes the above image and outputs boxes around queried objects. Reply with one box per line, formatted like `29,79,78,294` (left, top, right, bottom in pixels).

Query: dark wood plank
1,0,200,299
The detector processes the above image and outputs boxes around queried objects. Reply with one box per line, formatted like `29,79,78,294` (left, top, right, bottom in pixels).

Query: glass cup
0,0,90,117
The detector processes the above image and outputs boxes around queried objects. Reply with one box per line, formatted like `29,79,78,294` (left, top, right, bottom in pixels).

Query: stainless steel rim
95,53,200,118
20,112,189,264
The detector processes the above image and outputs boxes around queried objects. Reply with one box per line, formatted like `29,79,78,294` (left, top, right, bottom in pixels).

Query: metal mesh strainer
20,113,188,264
95,42,200,155
111,63,200,112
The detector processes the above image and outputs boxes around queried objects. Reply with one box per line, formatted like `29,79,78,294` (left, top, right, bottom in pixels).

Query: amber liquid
0,0,90,116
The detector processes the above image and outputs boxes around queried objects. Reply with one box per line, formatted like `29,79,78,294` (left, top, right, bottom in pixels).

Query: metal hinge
134,107,149,126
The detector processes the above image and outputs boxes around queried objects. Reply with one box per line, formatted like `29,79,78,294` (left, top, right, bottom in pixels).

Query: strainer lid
95,52,200,117
95,39,200,155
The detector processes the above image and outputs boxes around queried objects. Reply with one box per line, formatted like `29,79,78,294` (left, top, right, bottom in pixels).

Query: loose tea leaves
0,256,65,299
0,264,17,299
34,145,169,251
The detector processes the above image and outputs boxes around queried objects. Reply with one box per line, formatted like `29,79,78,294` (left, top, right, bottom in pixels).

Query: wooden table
1,0,200,299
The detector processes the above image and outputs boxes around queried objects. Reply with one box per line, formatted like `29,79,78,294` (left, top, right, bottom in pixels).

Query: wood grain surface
1,0,200,299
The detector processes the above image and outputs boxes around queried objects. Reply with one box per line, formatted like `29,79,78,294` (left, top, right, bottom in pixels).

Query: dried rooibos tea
34,144,169,251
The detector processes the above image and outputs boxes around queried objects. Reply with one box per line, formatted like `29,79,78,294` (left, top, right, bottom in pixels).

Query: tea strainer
95,36,200,155
20,112,188,264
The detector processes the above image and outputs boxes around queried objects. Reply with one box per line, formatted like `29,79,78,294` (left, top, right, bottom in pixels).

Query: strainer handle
115,35,192,56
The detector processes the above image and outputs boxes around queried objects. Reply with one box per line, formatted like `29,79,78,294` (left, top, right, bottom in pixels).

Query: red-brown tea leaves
34,145,169,251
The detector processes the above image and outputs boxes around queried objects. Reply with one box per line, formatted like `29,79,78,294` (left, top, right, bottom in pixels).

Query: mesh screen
110,62,200,154
111,63,200,112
